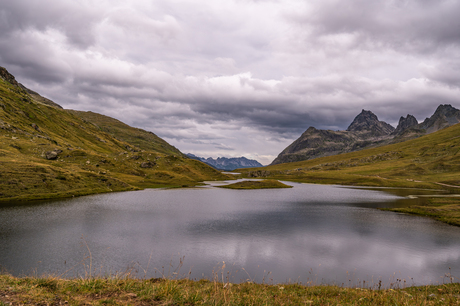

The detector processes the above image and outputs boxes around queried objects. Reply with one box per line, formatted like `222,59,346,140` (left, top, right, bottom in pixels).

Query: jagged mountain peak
420,104,460,134
392,114,418,135
346,109,394,136
434,104,457,115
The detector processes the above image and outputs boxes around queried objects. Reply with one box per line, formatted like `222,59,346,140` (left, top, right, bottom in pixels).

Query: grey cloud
213,144,235,151
0,1,100,49
303,0,460,54
422,62,460,88
1,0,459,163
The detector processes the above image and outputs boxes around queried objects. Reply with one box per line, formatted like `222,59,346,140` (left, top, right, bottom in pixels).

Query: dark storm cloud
0,0,459,164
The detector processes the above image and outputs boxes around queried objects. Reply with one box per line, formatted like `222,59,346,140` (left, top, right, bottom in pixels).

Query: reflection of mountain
271,105,460,165
186,154,263,170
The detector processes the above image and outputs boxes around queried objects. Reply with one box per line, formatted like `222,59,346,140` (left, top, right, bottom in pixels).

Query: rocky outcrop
347,110,395,136
419,104,460,134
187,154,263,170
0,67,20,87
140,161,156,168
392,115,419,136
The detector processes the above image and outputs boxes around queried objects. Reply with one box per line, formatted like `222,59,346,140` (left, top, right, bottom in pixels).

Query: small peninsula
217,179,293,189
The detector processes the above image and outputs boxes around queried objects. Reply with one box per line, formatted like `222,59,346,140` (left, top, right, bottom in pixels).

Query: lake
1,181,459,287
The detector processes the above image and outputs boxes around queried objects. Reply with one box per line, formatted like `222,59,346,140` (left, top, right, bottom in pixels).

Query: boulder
140,161,155,168
45,149,63,160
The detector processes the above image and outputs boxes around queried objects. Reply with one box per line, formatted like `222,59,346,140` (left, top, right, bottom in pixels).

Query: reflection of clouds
1,185,460,284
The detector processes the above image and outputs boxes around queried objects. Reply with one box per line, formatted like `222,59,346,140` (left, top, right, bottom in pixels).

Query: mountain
346,109,395,136
0,67,229,202
271,105,460,165
271,110,394,165
391,114,419,136
238,120,460,191
186,154,263,170
419,104,460,134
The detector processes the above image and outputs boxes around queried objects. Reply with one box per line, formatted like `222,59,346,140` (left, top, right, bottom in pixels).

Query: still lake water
1,181,460,286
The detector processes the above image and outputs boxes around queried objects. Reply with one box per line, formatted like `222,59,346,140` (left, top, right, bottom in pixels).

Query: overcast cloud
1,0,459,164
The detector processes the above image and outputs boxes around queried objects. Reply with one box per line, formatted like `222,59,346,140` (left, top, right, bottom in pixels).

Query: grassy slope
66,110,182,156
217,179,293,189
1,274,459,306
0,74,229,202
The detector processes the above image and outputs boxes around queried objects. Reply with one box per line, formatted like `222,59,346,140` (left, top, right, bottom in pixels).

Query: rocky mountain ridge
186,154,263,170
271,104,460,165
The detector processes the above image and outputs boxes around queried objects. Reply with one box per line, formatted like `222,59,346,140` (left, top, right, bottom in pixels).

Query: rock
0,67,20,87
31,123,41,132
45,151,59,160
140,161,155,168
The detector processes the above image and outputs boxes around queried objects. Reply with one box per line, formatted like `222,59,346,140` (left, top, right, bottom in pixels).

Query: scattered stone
140,161,155,168
31,123,41,132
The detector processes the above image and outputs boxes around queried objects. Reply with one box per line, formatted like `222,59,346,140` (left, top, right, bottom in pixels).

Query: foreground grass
217,179,293,189
1,274,459,306
384,197,460,227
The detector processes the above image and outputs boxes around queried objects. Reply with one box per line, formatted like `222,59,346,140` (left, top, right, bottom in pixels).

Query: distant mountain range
271,104,460,165
186,154,263,170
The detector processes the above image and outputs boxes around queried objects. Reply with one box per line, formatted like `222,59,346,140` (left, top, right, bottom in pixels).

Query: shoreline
1,273,459,305
2,178,460,227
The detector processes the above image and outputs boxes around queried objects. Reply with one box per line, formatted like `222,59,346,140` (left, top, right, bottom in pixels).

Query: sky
1,0,459,165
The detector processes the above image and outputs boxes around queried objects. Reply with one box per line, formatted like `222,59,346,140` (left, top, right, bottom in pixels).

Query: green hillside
238,122,460,191
66,110,182,156
0,67,229,202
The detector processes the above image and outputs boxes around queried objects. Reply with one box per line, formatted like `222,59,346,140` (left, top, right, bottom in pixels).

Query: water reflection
0,182,459,286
